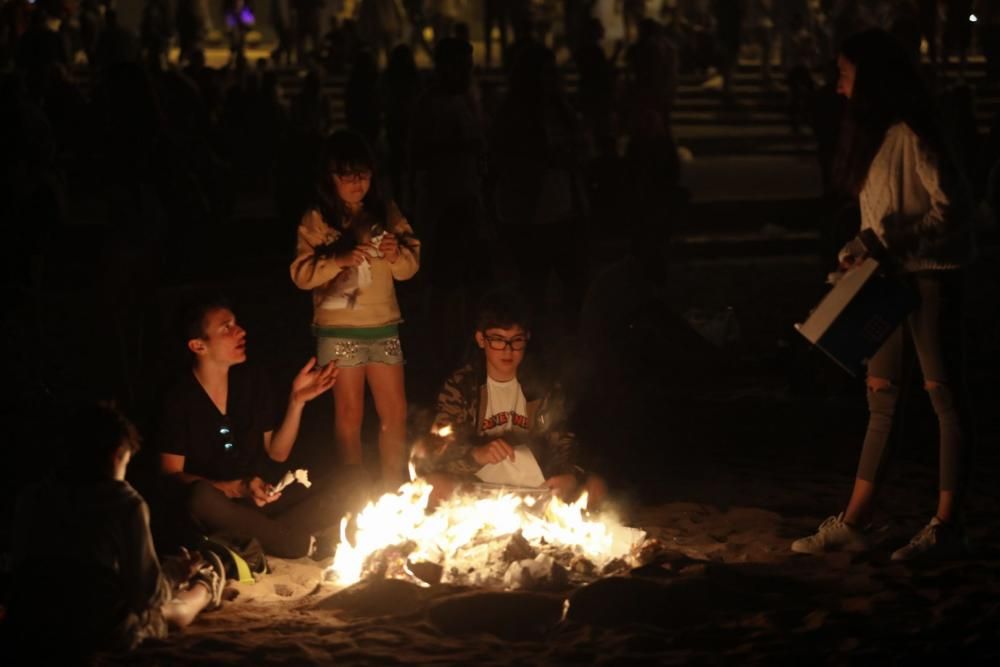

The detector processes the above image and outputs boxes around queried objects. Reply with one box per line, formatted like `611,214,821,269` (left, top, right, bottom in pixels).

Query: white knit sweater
855,122,973,272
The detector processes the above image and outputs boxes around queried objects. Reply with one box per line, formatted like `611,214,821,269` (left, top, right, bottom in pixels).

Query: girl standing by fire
792,29,975,561
291,130,420,491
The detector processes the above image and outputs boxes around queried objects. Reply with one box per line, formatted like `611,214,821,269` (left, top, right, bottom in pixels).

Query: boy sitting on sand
415,289,606,508
10,403,225,654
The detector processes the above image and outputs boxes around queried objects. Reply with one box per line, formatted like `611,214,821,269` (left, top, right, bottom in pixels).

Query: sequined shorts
316,334,404,368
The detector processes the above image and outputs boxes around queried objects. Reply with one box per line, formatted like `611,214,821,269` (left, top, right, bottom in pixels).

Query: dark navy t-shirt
157,364,279,482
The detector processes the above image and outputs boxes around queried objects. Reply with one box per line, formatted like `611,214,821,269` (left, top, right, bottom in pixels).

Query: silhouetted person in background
574,16,618,159
176,0,206,65
713,0,743,106
382,43,421,202
483,0,510,67
141,0,173,71
271,0,294,65
409,36,488,372
358,0,403,65
942,0,972,78
223,0,255,66
345,49,381,146
294,0,323,65
491,43,589,331
321,15,347,73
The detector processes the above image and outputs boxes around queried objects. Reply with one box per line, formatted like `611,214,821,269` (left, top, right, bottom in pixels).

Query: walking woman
792,29,975,561
291,130,420,491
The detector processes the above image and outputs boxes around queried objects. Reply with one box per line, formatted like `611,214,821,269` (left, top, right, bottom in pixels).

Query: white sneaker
791,513,871,554
890,517,968,562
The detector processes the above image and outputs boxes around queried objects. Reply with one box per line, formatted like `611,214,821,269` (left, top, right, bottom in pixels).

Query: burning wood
327,479,648,591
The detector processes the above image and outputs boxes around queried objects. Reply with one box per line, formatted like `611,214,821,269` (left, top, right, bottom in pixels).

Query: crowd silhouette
1,0,998,505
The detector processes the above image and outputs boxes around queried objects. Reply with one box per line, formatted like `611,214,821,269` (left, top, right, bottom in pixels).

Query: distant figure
502,13,538,76
223,0,255,65
291,67,332,138
792,29,975,563
79,0,105,66
357,0,404,65
942,0,973,78
321,16,347,73
382,43,421,201
982,1,1000,82
15,5,68,76
713,0,744,105
409,37,488,368
345,49,381,146
452,20,470,43
483,0,511,67
751,0,776,87
271,0,294,65
294,0,324,65
491,43,589,328
176,0,207,64
141,0,173,70
402,0,434,59
620,0,645,45
574,16,618,158
94,7,140,70
10,403,225,656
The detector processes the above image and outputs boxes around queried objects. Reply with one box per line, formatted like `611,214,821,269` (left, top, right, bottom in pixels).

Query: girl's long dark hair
314,129,386,253
833,29,950,196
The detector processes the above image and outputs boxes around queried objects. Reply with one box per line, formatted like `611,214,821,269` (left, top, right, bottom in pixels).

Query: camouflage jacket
420,363,579,479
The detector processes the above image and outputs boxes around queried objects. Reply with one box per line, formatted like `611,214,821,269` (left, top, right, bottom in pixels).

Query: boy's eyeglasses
484,335,529,351
332,170,372,184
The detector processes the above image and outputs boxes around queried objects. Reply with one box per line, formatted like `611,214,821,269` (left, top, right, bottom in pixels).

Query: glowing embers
327,480,646,589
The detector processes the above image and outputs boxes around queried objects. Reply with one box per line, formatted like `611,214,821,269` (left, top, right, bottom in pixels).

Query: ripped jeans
856,270,968,492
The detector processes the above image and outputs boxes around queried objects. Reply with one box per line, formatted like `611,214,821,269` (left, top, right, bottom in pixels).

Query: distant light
969,14,977,23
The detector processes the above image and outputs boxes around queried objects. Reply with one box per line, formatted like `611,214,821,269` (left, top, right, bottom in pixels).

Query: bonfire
327,470,648,590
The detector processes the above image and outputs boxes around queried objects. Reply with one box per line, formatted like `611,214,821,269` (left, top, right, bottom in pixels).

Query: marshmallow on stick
268,469,312,496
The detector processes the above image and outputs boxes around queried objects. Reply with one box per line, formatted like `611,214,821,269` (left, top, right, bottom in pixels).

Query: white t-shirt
481,376,528,438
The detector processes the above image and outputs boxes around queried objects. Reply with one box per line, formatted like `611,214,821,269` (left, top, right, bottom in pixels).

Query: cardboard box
795,258,918,376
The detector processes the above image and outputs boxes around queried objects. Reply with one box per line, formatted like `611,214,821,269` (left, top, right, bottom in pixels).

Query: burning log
327,479,648,590
501,531,536,563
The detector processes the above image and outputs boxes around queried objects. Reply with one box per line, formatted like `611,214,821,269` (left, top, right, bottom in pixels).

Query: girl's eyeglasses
332,170,372,184
484,335,529,351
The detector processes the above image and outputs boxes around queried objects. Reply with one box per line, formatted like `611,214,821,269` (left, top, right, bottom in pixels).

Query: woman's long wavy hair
314,129,386,253
833,29,950,196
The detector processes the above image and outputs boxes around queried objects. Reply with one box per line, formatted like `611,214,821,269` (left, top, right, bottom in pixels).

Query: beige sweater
856,122,973,272
290,202,420,328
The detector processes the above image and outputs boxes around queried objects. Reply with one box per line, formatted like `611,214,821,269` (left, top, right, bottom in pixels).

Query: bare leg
161,585,210,629
844,375,894,526
843,477,876,527
926,379,958,523
333,366,367,466
366,363,408,491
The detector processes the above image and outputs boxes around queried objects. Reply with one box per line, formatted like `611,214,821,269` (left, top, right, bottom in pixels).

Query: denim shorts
315,328,404,368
